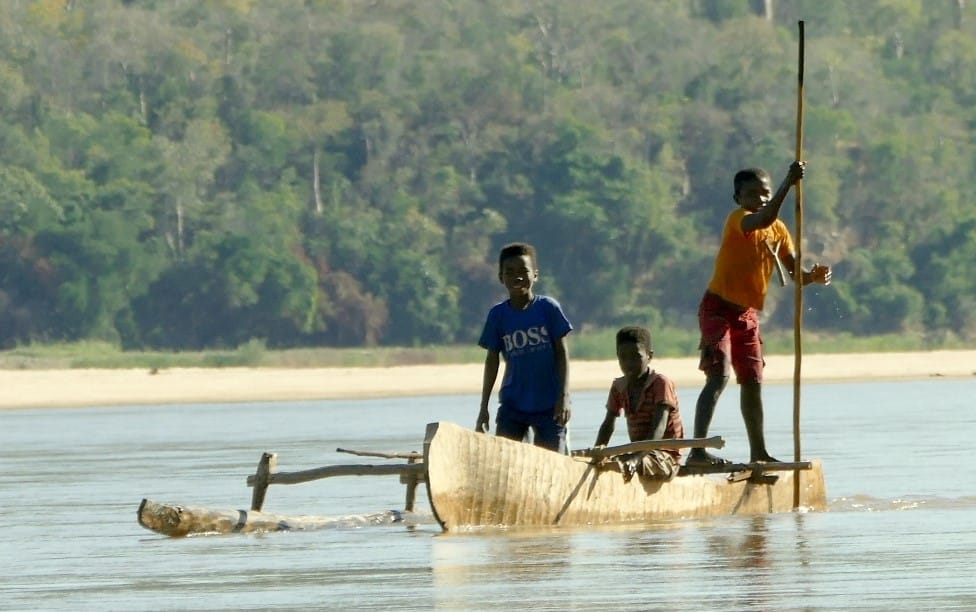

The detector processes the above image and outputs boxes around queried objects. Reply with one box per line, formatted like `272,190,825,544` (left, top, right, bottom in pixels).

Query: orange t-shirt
706,208,793,310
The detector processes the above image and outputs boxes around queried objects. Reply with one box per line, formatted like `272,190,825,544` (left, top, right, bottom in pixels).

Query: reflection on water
433,528,575,591
704,515,772,570
2,380,976,610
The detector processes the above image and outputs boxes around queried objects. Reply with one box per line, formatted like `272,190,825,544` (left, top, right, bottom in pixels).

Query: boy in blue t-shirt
476,242,573,454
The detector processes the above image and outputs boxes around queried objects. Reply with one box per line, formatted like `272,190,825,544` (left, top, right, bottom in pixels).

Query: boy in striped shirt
594,326,684,481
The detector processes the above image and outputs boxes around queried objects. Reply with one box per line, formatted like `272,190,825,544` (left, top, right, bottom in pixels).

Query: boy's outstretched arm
594,408,616,447
476,350,500,433
780,251,832,286
742,160,806,233
647,404,670,440
553,336,571,425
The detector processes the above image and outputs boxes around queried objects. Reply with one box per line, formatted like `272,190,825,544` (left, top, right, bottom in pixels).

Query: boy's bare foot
685,450,732,467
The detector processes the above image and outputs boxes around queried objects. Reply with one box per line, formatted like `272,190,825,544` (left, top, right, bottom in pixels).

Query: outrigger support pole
250,452,277,512
246,450,425,513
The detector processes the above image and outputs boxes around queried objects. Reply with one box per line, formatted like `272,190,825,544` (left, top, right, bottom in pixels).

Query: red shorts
697,291,764,384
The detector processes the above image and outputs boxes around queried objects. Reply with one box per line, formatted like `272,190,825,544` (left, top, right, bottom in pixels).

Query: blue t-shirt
478,295,573,413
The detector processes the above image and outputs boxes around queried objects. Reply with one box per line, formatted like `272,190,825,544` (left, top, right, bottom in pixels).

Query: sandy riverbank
1,350,973,410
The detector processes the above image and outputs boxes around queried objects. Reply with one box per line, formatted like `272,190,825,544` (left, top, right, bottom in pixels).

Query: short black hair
733,167,771,196
616,325,652,353
498,242,538,272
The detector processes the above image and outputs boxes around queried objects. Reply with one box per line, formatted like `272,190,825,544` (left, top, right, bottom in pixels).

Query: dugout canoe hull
423,422,827,531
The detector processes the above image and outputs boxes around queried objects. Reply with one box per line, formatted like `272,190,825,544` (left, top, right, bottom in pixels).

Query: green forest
1,0,974,355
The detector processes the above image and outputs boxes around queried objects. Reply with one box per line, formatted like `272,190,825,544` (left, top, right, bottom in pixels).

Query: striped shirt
606,370,685,460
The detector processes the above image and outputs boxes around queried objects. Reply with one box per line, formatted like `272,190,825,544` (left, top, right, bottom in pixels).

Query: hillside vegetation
1,0,974,357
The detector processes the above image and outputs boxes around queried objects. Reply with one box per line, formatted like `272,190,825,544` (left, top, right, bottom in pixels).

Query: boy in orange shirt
686,161,831,466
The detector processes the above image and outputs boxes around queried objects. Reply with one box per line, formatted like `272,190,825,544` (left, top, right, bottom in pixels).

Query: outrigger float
137,421,826,537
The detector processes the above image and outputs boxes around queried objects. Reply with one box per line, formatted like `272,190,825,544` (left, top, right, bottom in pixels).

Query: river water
2,378,975,611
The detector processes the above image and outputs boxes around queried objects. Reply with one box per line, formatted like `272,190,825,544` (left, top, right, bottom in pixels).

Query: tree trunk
176,200,185,257
313,149,323,214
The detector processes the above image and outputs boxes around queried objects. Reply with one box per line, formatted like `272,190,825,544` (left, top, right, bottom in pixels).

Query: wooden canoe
423,421,827,531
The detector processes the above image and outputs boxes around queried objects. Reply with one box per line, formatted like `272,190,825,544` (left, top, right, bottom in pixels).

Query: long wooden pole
245,462,424,487
792,20,805,509
572,435,725,460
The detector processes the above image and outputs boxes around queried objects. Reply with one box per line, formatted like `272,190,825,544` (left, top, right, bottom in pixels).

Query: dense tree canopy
1,0,974,350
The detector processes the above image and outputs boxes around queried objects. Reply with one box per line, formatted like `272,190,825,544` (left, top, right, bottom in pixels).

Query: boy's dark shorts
697,291,764,384
496,406,567,454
